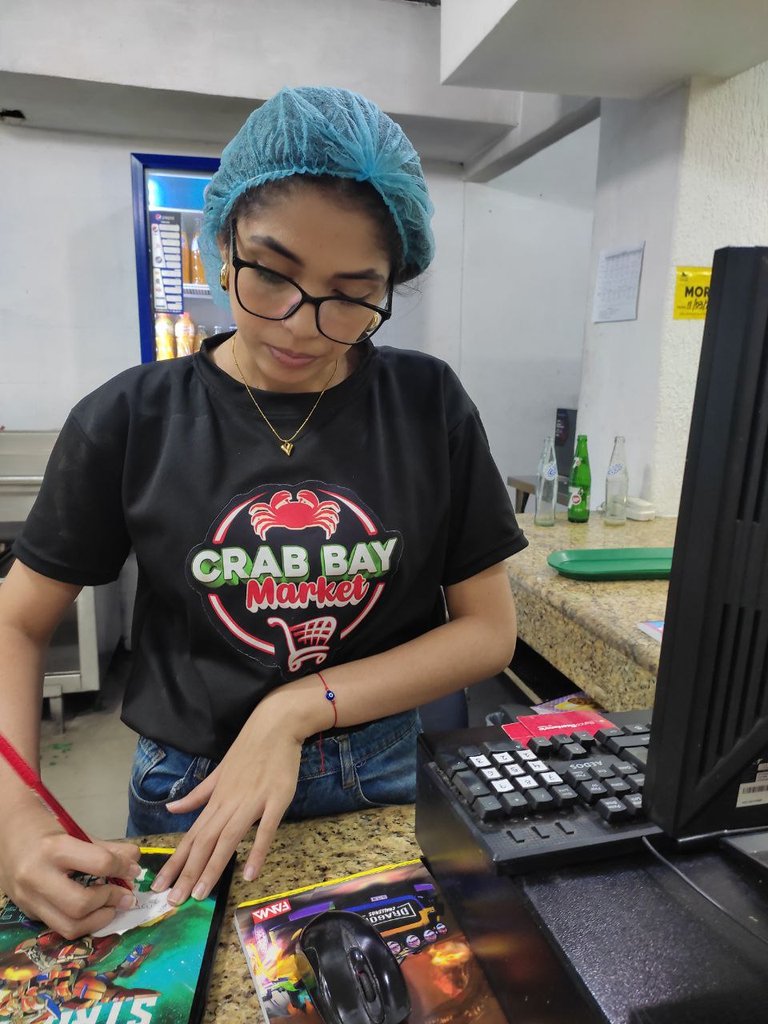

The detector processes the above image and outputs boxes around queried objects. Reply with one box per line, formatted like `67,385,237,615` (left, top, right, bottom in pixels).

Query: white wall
578,59,768,516
460,121,598,477
0,124,465,429
576,85,689,509
1,127,216,428
655,61,768,511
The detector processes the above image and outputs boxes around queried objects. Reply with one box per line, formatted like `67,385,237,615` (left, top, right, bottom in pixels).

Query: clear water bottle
534,436,558,526
605,435,629,525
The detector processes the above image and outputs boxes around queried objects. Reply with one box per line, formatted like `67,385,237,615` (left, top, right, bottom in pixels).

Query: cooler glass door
131,153,226,364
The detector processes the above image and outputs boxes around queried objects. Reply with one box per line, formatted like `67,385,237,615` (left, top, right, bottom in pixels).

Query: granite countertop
150,805,420,1024
507,511,677,711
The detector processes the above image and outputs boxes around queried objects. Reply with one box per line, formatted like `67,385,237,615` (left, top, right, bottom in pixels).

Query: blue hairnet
201,86,435,308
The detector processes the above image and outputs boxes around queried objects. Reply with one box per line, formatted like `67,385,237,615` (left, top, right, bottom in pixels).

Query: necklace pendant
280,441,294,457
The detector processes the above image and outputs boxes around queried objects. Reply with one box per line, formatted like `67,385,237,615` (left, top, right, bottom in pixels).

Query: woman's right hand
0,795,142,938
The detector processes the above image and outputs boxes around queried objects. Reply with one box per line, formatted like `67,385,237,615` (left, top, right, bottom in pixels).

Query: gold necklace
231,335,338,456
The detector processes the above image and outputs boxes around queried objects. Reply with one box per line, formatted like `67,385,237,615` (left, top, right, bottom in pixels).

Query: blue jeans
126,709,419,837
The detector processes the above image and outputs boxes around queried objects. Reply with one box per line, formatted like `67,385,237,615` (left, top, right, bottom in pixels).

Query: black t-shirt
16,336,527,759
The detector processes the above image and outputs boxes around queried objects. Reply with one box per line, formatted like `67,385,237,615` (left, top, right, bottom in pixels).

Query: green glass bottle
568,434,591,523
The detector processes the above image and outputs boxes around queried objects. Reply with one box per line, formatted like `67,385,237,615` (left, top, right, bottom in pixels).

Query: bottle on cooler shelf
568,434,591,523
174,311,197,357
534,435,558,527
154,313,175,360
181,230,191,285
190,224,206,285
605,435,629,525
194,324,208,353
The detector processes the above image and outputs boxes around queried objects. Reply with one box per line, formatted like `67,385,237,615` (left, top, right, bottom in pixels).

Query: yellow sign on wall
673,266,712,319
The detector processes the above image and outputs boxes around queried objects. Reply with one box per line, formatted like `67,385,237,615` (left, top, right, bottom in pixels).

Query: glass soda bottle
605,435,629,525
534,436,558,526
568,434,591,523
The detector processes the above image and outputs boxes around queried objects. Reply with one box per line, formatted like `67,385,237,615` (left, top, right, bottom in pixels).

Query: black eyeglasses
229,228,393,345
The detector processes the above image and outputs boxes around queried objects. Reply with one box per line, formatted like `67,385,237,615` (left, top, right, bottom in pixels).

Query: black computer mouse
295,910,411,1024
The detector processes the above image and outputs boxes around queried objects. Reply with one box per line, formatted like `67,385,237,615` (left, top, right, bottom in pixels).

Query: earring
219,263,229,291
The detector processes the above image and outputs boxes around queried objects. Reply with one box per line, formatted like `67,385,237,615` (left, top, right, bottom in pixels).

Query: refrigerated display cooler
131,153,233,363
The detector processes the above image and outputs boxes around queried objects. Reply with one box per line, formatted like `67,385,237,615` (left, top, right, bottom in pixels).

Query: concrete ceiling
0,71,510,166
443,1,768,99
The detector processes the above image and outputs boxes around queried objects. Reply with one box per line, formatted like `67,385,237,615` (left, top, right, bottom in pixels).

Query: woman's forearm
264,563,518,740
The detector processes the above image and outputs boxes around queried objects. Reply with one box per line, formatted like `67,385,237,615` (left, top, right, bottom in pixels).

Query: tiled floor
40,648,137,840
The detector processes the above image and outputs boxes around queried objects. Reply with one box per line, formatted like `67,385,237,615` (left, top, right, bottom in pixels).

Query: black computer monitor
644,247,768,844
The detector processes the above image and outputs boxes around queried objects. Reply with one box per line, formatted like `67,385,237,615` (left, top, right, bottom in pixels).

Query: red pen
0,731,133,891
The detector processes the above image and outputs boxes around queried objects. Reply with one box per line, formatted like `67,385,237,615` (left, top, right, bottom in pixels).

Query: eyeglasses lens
235,265,383,344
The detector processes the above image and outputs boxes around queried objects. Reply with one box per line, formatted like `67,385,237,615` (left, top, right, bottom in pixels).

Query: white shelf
183,283,210,297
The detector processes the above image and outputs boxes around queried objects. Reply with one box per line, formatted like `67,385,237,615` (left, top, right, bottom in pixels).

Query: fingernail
192,883,207,900
118,893,137,910
168,888,184,906
150,876,166,892
243,865,256,882
129,862,142,878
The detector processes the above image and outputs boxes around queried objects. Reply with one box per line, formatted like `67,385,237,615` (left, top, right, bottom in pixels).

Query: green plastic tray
547,547,674,581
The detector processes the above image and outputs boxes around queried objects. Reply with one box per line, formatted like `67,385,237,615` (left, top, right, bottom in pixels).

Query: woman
0,86,527,938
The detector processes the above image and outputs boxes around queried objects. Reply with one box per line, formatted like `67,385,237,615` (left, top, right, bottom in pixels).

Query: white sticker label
736,780,768,808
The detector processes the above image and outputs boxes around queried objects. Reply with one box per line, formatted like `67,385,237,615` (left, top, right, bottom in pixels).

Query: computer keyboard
416,714,662,876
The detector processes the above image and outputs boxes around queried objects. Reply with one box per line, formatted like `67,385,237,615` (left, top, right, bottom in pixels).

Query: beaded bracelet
317,670,338,729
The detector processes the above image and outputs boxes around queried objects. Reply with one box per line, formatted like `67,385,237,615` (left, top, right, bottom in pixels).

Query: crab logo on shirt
186,482,402,675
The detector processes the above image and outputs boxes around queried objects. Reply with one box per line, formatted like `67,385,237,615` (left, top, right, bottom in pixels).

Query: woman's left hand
148,693,308,905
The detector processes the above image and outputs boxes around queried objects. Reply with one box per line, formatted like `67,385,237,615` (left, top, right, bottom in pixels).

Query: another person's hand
0,796,141,938
151,691,308,905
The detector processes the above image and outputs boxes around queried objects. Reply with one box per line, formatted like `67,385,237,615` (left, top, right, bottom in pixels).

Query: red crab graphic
249,489,341,540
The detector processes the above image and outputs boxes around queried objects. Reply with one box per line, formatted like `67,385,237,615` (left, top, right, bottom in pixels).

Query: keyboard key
604,778,631,797
514,774,539,791
625,747,649,769
551,784,579,808
564,767,592,786
491,778,514,793
492,751,515,765
571,730,597,748
475,794,505,822
612,760,638,777
595,727,624,743
480,767,503,780
528,759,549,773
605,734,650,755
597,797,630,823
453,770,491,804
468,753,492,769
550,733,574,751
560,742,588,760
556,819,576,835
525,787,555,811
539,771,564,786
483,738,524,753
437,754,466,779
516,749,538,762
627,773,645,792
458,745,484,760
622,722,650,735
504,763,526,779
622,793,644,816
576,779,609,804
529,737,554,757
588,765,615,781
499,792,528,816
532,823,552,839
